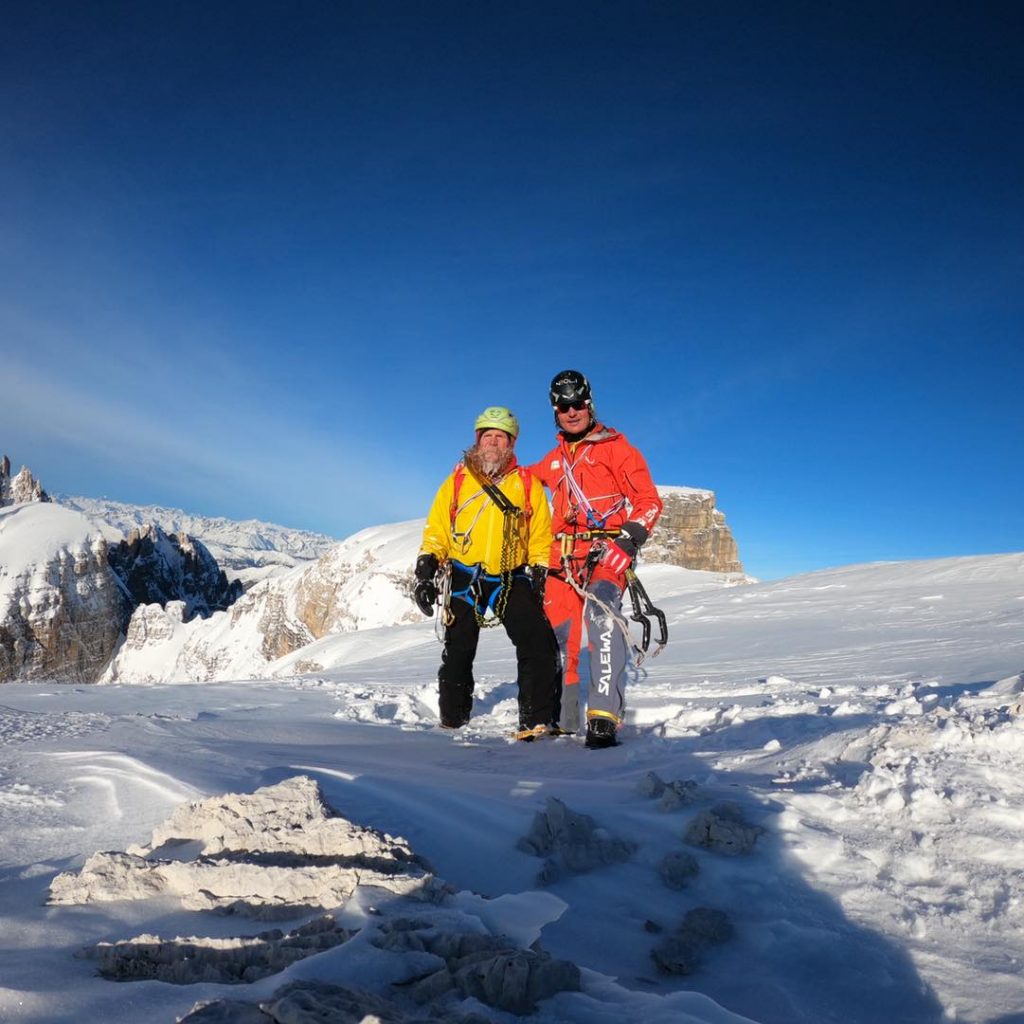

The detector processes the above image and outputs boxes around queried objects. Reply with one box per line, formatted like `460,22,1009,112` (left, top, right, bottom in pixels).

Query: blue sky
2,2,1021,580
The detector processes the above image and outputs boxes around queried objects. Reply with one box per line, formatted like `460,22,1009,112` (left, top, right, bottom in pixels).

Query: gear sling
434,461,558,730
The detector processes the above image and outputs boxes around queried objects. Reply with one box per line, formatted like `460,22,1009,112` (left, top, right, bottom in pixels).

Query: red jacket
530,424,662,566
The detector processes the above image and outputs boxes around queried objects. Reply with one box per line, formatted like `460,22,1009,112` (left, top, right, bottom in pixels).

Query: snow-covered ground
0,552,1022,1023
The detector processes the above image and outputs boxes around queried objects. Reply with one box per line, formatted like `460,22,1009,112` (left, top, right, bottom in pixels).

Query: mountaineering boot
584,717,619,749
515,724,548,743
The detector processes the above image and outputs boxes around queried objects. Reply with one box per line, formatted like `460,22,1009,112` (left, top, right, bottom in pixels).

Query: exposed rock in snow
83,914,351,983
52,776,583,1022
658,850,700,890
0,455,50,505
135,775,426,867
651,907,734,975
683,803,764,856
376,917,582,1013
637,770,668,798
182,980,491,1023
49,776,445,914
637,770,701,810
49,848,442,915
0,502,126,682
516,797,637,884
108,522,243,621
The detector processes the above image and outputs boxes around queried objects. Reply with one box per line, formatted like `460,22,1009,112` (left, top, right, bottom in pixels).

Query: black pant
438,573,561,729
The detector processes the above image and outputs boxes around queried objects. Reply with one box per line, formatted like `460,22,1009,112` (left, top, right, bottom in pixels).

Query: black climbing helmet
549,369,592,409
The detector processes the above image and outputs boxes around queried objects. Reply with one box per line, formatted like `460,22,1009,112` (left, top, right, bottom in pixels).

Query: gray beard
464,444,513,482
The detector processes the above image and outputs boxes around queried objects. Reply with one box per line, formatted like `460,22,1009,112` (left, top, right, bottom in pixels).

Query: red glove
598,537,636,575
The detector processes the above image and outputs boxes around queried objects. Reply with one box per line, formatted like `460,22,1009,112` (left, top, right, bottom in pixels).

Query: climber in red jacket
530,370,663,749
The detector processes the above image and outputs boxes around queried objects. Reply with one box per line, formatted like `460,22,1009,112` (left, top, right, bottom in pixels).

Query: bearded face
465,441,514,481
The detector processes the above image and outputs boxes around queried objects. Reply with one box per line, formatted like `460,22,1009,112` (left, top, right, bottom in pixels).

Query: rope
559,548,646,666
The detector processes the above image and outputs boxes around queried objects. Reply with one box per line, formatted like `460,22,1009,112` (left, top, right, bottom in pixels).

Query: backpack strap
449,463,466,528
450,462,534,526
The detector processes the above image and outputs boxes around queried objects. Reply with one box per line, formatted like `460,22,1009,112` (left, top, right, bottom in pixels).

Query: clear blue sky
2,2,1021,580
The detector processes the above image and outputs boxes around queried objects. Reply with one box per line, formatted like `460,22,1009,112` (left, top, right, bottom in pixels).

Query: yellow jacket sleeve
526,473,553,567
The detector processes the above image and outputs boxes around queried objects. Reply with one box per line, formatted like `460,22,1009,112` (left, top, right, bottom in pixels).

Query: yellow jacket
420,459,553,573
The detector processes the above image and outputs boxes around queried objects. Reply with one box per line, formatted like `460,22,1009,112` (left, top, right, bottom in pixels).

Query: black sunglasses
556,401,588,413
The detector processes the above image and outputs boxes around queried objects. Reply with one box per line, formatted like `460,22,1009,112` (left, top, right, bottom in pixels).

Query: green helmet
474,406,519,439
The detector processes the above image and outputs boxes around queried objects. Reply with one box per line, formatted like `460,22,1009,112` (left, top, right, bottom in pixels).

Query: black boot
585,717,619,749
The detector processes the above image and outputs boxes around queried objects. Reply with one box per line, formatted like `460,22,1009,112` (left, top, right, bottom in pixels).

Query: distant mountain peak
0,454,50,506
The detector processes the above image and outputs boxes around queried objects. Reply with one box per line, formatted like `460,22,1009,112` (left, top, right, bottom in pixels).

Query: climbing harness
557,450,627,532
554,529,669,665
437,461,534,631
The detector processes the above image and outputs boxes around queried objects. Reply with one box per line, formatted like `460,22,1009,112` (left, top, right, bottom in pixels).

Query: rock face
52,776,582,1021
108,523,243,621
644,486,743,573
50,776,441,915
0,454,50,505
59,495,336,588
0,503,127,683
104,520,425,683
0,457,245,682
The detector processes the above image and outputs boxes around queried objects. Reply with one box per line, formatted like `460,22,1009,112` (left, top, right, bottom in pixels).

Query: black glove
598,521,647,574
415,553,439,581
414,579,438,616
413,554,439,617
619,521,649,550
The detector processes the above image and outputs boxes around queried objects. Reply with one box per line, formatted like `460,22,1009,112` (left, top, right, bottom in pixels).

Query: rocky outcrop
644,487,743,573
108,523,242,622
53,777,581,1020
0,457,246,683
50,776,442,914
0,454,50,505
105,521,425,683
0,503,127,683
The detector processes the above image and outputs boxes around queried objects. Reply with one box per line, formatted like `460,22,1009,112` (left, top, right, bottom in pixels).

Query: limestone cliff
0,457,245,683
104,521,424,683
0,454,50,506
107,523,243,621
644,486,743,574
0,503,127,682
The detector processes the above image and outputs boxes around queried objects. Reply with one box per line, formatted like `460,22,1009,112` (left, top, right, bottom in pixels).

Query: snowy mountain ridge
58,495,338,585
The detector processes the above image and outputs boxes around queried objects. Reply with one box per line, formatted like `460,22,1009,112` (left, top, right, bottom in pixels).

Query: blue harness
450,559,530,613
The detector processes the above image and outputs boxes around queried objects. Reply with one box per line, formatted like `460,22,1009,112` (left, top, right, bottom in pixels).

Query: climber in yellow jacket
413,406,561,739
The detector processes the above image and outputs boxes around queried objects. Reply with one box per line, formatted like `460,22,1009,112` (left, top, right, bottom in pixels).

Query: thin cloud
0,352,427,534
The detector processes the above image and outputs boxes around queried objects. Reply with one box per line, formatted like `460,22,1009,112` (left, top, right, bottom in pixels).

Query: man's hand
414,579,438,616
413,553,440,616
597,522,648,575
598,537,636,575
